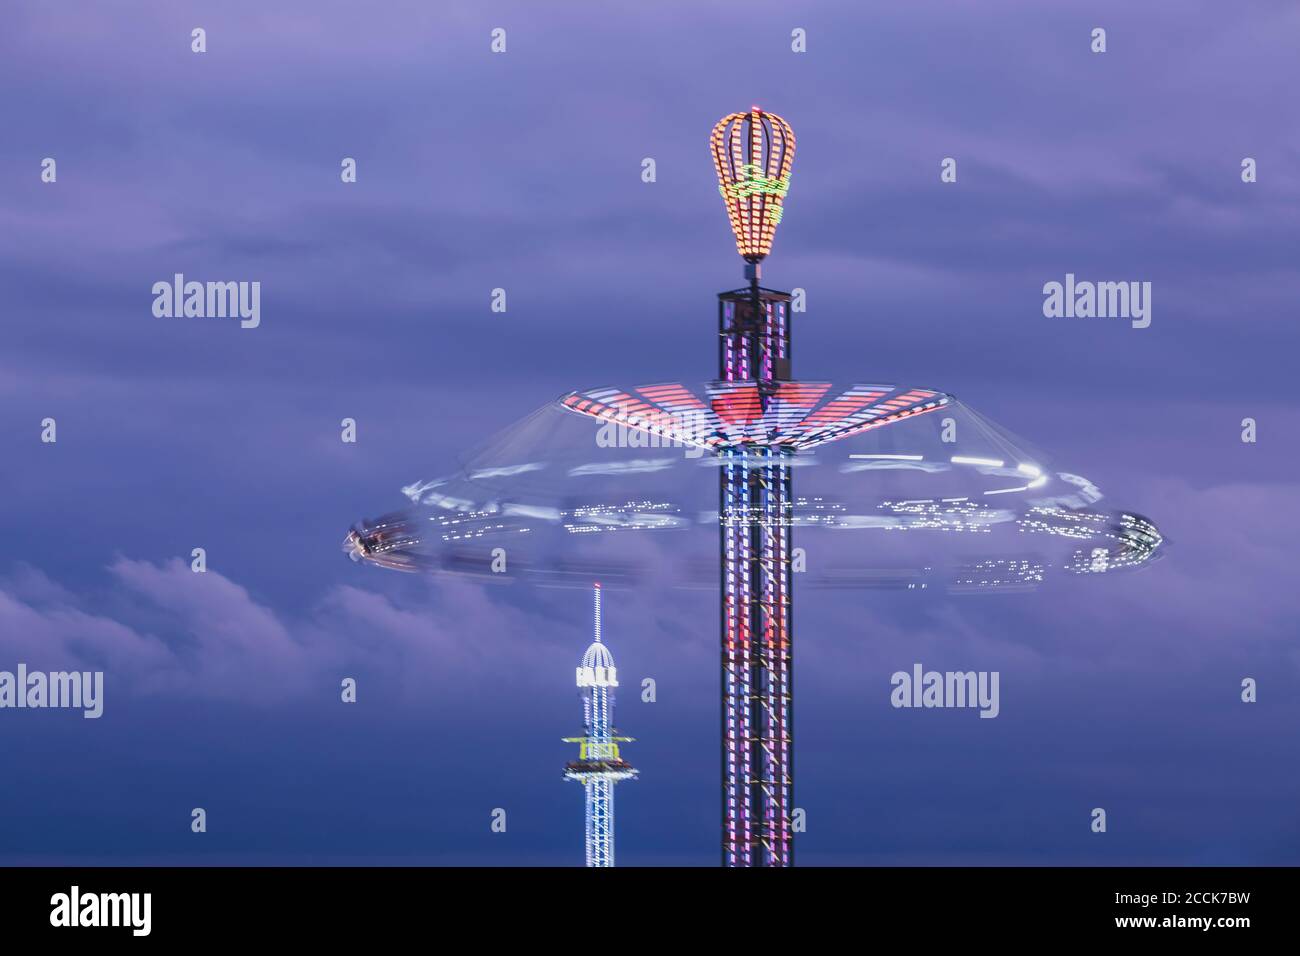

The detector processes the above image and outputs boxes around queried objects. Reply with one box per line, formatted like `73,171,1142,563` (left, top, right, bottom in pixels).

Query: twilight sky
1,0,1297,865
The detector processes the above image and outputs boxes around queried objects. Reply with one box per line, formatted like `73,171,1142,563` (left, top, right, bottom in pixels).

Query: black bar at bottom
0,865,1281,942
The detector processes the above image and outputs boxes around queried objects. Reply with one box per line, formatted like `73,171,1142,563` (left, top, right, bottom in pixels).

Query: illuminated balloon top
710,107,795,263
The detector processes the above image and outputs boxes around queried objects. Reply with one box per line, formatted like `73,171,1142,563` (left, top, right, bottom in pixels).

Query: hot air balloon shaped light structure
711,107,795,272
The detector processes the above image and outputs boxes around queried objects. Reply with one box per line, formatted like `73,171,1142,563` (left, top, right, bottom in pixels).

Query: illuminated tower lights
563,583,637,867
711,107,798,866
567,110,938,866
711,106,794,262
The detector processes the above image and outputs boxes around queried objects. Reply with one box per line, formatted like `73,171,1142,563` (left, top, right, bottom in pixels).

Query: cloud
785,473,1300,686
0,556,551,705
6,471,1292,704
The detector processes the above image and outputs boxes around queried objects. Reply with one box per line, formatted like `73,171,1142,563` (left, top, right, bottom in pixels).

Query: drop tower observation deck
563,583,636,867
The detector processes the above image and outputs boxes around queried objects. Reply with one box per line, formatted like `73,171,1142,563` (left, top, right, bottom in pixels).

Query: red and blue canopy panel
559,381,950,450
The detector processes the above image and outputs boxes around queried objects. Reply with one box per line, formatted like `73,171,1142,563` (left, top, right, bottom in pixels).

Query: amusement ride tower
563,584,637,867
711,108,797,867
555,109,946,864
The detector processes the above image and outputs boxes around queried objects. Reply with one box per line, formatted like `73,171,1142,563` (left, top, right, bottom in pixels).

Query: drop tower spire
563,583,637,866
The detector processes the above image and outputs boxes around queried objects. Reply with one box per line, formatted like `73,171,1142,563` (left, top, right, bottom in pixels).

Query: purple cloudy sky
1,0,1297,865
